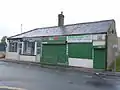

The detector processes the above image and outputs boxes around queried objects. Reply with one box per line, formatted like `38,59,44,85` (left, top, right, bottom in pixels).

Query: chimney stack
58,11,64,26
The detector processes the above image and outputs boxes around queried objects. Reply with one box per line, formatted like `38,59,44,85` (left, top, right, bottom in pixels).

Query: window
23,41,35,55
9,42,17,52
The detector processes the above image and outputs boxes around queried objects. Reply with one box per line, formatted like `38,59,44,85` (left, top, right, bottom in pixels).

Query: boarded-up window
41,44,67,64
68,43,92,59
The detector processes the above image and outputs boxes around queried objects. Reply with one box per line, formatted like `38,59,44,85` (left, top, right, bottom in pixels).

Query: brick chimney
58,11,64,26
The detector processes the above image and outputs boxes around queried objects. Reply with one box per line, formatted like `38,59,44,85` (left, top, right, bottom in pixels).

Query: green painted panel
93,48,106,69
68,43,92,59
41,44,67,65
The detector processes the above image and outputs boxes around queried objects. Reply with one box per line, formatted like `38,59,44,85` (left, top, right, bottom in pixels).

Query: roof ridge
64,19,114,27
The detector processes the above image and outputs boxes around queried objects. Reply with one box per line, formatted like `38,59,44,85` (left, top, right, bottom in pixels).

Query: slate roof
9,19,114,39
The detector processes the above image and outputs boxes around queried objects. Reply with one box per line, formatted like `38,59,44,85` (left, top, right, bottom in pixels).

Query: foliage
0,36,7,45
108,55,120,72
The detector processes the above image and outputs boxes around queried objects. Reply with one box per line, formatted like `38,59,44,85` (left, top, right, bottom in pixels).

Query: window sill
20,54,36,56
9,51,17,52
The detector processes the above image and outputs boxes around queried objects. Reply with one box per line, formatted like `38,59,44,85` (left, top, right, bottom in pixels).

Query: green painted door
41,44,67,65
93,48,106,69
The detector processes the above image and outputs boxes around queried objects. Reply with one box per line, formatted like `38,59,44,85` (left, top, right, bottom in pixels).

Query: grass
108,56,120,72
116,56,120,72
107,55,120,72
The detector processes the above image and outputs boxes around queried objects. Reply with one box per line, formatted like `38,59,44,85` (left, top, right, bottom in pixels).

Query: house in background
6,12,118,70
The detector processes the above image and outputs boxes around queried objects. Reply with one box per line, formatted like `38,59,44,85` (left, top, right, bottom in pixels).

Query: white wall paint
6,52,18,60
34,42,37,55
36,54,40,62
67,35,92,43
68,58,93,68
20,55,36,62
6,52,36,62
107,25,118,68
93,41,105,46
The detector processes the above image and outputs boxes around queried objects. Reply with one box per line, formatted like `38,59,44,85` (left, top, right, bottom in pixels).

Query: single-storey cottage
6,12,118,70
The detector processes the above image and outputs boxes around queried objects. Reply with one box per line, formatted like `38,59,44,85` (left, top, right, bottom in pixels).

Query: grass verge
116,56,120,72
108,56,120,72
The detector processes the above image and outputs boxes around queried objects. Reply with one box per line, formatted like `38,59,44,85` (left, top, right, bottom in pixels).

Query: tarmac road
0,61,120,90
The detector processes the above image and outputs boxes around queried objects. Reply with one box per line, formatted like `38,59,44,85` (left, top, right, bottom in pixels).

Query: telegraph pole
21,24,22,33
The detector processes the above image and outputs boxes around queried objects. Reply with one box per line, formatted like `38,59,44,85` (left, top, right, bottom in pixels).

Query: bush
0,53,5,58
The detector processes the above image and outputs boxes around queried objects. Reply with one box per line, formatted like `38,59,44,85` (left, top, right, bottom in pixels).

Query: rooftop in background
8,19,115,39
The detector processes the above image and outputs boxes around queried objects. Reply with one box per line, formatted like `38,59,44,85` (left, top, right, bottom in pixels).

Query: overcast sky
0,0,119,39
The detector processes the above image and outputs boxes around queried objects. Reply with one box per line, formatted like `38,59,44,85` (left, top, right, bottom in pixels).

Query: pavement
0,60,120,90
1,59,120,76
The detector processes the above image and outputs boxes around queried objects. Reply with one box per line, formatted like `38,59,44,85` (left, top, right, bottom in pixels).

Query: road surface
0,61,120,90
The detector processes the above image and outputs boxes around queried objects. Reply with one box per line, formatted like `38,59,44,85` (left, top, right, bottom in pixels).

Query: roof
9,19,114,39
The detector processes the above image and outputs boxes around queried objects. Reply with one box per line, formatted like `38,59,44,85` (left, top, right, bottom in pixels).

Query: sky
0,0,120,39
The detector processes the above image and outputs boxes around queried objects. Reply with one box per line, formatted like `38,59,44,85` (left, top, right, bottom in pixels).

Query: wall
67,34,106,68
5,52,36,62
68,43,93,68
36,54,40,62
20,55,36,62
68,58,93,68
107,22,118,68
6,52,18,60
6,34,108,69
6,38,39,62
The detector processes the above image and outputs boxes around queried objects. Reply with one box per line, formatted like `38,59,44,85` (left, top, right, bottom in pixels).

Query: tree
1,36,7,45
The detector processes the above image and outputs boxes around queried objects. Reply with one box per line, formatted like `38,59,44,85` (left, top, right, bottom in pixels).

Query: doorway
93,48,106,69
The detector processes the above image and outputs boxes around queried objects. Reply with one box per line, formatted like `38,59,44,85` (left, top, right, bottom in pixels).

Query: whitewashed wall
68,58,93,68
107,23,118,68
6,52,19,60
107,34,118,67
36,54,40,62
20,55,36,62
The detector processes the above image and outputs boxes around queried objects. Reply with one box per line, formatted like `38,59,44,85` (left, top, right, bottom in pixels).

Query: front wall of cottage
6,34,107,69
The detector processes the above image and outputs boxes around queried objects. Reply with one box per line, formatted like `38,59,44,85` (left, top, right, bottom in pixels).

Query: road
0,61,120,90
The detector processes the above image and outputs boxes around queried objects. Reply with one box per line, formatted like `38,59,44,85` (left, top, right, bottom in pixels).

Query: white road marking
0,86,26,90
